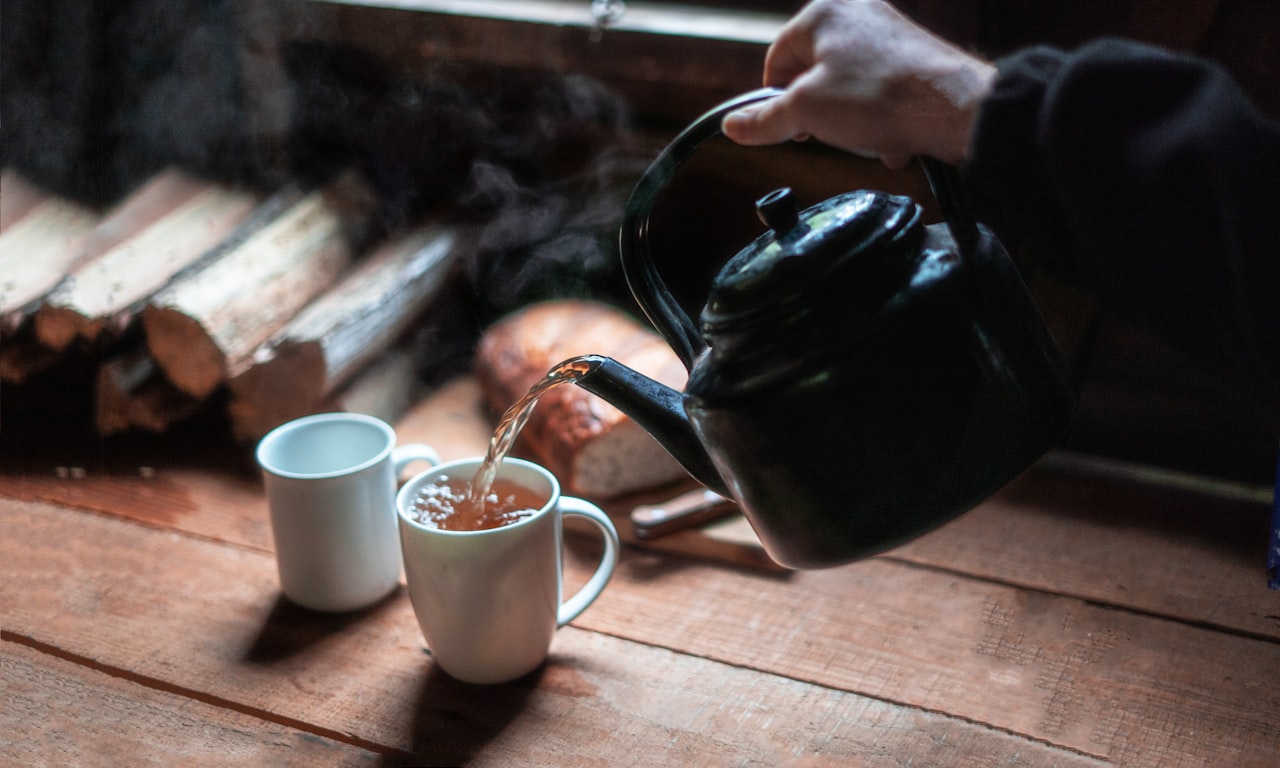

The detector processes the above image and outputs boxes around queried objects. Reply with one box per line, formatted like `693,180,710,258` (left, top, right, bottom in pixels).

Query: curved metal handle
619,88,784,370
919,157,980,259
619,88,983,368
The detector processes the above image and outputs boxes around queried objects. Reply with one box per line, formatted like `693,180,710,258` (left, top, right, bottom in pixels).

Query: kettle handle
620,88,982,370
620,89,783,370
918,156,980,259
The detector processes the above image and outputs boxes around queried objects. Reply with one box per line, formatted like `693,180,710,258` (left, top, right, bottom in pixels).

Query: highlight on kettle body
572,89,1077,569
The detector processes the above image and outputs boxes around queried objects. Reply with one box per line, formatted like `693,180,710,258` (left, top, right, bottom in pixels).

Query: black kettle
574,88,1076,568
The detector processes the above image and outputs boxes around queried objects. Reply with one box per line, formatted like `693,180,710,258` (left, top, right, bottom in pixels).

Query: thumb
721,98,802,146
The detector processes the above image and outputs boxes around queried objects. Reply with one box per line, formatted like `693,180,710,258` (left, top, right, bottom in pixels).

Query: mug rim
397,456,559,537
257,412,396,480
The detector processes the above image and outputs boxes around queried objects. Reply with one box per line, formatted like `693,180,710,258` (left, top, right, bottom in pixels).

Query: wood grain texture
568,546,1280,766
891,456,1277,638
4,376,1278,766
142,174,372,399
1,499,1104,767
4,375,1274,639
0,196,100,330
2,642,381,767
225,223,459,440
33,182,260,348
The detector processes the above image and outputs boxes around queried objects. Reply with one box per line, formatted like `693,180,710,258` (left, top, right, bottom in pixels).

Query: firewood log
3,167,218,341
141,171,374,401
32,180,261,350
226,222,460,440
0,338,67,384
0,192,100,337
95,347,203,435
0,169,51,231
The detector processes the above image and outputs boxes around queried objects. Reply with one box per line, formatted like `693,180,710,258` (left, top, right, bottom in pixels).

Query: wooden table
4,376,1279,766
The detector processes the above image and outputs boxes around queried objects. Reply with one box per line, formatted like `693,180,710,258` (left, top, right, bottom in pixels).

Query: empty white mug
397,456,619,684
257,412,439,612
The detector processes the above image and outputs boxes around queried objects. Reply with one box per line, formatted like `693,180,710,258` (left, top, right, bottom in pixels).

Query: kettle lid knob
756,188,799,235
702,189,924,335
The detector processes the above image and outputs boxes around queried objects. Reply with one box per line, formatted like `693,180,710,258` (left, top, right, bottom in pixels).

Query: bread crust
474,299,689,498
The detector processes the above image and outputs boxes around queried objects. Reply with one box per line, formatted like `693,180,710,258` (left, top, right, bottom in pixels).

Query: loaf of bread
474,299,691,499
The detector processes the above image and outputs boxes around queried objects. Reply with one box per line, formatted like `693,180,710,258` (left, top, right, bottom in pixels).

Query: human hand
721,0,996,168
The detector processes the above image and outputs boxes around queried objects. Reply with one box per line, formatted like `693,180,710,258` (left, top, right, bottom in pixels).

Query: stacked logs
0,167,464,441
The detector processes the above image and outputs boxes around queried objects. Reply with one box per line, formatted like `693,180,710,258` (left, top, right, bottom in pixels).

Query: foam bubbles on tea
410,473,543,532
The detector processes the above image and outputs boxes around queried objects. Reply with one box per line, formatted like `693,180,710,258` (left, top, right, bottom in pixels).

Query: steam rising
4,6,650,382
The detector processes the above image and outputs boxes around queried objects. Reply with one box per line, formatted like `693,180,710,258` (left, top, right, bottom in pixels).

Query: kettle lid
702,188,923,334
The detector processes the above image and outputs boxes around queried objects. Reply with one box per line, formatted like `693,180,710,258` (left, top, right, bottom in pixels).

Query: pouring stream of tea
468,355,605,508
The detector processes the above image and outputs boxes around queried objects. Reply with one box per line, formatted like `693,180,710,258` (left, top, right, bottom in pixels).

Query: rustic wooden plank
225,221,459,441
565,544,1280,767
5,455,1280,764
141,172,373,400
2,642,381,766
0,454,271,553
3,374,1275,639
249,0,777,135
350,0,786,43
891,452,1278,637
0,498,1105,767
32,181,261,349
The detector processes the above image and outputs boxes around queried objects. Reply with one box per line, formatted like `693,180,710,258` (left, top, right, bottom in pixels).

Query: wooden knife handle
630,488,738,540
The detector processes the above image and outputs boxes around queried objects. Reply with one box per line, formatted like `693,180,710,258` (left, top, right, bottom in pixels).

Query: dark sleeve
963,39,1280,408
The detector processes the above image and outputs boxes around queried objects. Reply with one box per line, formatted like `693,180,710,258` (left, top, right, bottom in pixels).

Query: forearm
965,40,1280,405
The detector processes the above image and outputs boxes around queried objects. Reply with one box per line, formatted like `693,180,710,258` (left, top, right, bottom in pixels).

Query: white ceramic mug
397,456,620,684
257,412,439,612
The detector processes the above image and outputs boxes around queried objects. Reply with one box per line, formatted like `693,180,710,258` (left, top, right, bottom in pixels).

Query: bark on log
3,167,216,339
141,172,374,401
226,222,460,440
33,181,261,350
2,168,226,384
0,194,100,336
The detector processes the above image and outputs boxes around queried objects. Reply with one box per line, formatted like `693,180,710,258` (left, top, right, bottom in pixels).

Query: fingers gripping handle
620,88,979,368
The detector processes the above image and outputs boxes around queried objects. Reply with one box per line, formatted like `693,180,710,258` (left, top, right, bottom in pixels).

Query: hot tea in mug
408,473,543,532
397,456,620,684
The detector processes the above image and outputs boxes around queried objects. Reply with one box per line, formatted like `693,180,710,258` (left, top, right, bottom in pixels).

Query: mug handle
556,496,620,627
392,443,440,481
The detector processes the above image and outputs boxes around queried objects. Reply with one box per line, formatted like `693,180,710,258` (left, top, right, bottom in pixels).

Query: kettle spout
574,355,729,496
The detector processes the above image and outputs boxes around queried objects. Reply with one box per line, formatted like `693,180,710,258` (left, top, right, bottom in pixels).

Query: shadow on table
999,462,1270,569
379,661,540,767
243,590,404,663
